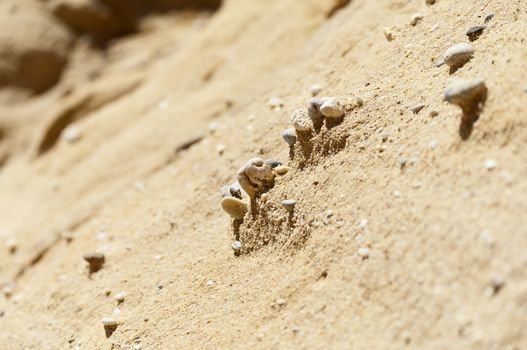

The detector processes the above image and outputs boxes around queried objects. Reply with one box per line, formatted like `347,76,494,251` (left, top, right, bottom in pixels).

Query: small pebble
489,273,505,295
237,158,275,199
281,199,297,213
383,27,396,41
274,165,289,176
444,78,487,115
61,126,81,143
276,298,287,306
282,128,297,146
290,108,313,132
429,140,438,150
392,190,401,198
206,280,215,287
101,317,118,327
268,97,284,110
221,197,248,220
426,0,436,4
410,13,424,26
359,218,368,228
358,247,370,258
231,240,242,253
220,185,231,198
484,159,497,170
440,43,474,69
208,122,219,133
216,144,226,155
309,84,322,96
429,110,439,118
5,238,17,254
114,291,127,303
466,25,486,41
265,159,282,168
484,13,495,23
83,252,105,274
320,97,344,118
410,103,426,114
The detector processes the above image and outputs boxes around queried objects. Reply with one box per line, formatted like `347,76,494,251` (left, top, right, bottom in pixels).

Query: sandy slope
0,0,526,348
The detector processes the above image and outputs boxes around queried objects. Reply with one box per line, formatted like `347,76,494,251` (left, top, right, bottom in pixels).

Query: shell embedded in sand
320,97,344,118
221,197,248,219
290,108,313,132
441,43,474,68
237,157,275,198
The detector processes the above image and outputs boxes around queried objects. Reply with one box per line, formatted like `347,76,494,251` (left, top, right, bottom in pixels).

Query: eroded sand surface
0,0,526,348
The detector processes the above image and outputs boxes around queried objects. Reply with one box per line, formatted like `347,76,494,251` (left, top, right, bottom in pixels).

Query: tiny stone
265,159,282,168
426,0,436,4
392,190,401,198
5,238,17,254
268,97,284,110
410,13,424,26
101,317,118,327
309,84,322,96
290,108,313,131
380,132,390,142
83,252,105,274
274,165,289,176
489,274,505,294
466,25,486,41
282,128,297,146
320,97,344,118
61,126,81,143
410,104,426,114
325,210,334,218
231,240,242,253
114,291,127,303
429,140,438,150
484,159,497,170
484,13,495,23
206,280,215,287
276,298,287,306
281,199,297,213
220,185,231,198
443,78,487,113
442,43,474,69
216,144,226,155
359,218,368,228
229,181,245,199
221,197,248,220
429,110,439,118
358,247,370,258
383,27,395,41
208,122,219,133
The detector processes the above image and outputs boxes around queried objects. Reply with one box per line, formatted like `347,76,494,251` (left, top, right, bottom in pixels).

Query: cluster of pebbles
220,92,362,255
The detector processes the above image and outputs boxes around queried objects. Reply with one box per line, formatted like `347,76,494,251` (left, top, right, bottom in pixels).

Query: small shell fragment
290,108,313,132
441,43,474,69
221,197,248,220
320,97,344,118
282,128,297,146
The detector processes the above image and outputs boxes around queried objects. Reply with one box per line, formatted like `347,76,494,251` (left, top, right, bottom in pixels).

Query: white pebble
484,159,496,170
61,126,81,143
216,144,226,155
392,190,401,198
281,199,297,213
309,84,322,96
429,140,438,150
358,247,370,258
206,280,215,287
231,241,242,252
320,97,344,118
441,43,474,69
101,317,118,327
114,291,127,303
359,218,368,228
208,122,220,133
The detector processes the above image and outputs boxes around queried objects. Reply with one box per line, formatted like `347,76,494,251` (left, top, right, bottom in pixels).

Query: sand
0,0,526,348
